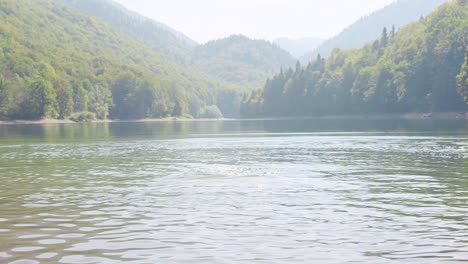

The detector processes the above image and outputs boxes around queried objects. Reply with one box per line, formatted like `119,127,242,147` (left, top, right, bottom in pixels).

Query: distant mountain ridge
301,0,448,62
192,35,296,87
274,37,324,58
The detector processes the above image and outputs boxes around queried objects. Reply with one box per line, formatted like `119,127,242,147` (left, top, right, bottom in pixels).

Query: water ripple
0,132,467,263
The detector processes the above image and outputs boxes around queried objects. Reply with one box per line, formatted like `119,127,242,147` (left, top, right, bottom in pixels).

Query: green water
0,119,467,263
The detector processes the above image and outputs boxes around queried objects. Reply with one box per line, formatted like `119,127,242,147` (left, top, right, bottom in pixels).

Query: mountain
0,0,239,121
242,0,467,117
301,0,448,62
191,35,296,87
58,0,296,88
274,37,324,58
57,0,197,64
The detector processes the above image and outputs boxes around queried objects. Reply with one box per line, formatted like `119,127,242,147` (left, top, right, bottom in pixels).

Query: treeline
0,0,240,121
243,0,468,117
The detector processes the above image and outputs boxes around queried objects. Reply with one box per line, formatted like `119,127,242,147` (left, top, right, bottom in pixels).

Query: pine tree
381,27,388,48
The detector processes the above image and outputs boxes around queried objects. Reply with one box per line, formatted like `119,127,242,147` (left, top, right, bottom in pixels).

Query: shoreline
0,112,467,125
0,117,229,125
244,112,468,121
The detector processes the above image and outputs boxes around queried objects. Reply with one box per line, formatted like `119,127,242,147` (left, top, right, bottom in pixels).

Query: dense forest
191,35,296,87
301,0,447,61
0,0,241,121
57,0,196,64
243,0,468,117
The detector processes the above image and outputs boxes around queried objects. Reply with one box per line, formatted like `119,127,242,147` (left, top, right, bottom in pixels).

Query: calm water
0,119,467,264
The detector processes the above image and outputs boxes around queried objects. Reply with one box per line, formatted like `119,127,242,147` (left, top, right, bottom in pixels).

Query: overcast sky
113,0,396,43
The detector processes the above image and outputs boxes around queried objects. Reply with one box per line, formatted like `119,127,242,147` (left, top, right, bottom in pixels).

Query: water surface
0,119,467,263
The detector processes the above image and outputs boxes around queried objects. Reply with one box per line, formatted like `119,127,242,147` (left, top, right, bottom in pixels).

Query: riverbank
0,117,227,125
0,112,467,125
245,112,468,121
320,112,468,120
0,119,77,125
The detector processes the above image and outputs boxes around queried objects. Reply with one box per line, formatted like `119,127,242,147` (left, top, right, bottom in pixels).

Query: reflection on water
1,118,467,142
0,119,467,263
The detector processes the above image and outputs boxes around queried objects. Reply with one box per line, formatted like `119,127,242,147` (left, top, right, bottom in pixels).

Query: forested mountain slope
0,0,239,120
301,0,448,62
243,0,468,117
57,0,196,64
58,0,296,88
192,35,296,87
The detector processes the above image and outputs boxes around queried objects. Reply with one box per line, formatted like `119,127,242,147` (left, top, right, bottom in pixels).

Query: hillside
274,37,324,58
243,0,468,117
192,35,296,87
0,0,239,120
301,0,448,62
57,0,196,64
57,0,296,88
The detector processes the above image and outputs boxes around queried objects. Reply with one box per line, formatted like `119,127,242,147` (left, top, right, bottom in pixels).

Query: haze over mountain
301,0,448,62
274,37,324,58
112,0,395,43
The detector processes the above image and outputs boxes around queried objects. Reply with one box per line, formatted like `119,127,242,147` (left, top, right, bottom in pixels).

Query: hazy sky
114,0,396,43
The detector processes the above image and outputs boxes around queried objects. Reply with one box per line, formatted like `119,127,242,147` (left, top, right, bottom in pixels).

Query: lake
0,119,467,263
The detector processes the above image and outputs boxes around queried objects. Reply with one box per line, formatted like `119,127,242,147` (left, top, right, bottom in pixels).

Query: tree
26,79,59,119
457,54,468,103
381,27,388,48
242,0,468,117
55,80,74,118
171,84,188,117
0,0,242,121
110,72,137,119
0,77,10,117
85,80,112,119
73,82,89,113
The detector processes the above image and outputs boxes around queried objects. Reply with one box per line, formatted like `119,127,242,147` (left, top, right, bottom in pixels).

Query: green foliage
216,88,243,118
380,27,389,48
25,79,59,119
192,35,296,87
58,0,196,64
59,1,287,90
0,77,10,118
244,1,468,117
457,54,468,103
55,80,74,118
0,0,241,120
69,111,97,122
198,105,223,119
